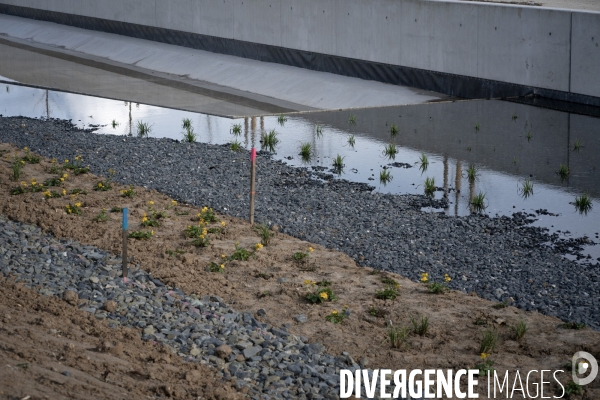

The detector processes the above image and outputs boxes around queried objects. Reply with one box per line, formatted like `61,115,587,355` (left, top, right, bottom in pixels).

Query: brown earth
1,144,599,399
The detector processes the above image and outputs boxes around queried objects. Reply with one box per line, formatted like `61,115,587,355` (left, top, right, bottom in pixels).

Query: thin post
249,148,256,224
122,207,129,279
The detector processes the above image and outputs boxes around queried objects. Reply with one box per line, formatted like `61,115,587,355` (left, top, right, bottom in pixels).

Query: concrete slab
570,12,600,97
0,14,446,112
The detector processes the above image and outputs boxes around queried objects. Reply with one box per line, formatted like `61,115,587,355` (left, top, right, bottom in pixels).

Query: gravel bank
1,116,598,329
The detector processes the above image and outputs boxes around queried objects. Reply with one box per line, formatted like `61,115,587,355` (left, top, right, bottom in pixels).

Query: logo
572,351,598,386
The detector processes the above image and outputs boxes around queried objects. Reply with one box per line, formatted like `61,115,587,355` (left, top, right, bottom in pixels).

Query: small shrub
388,325,409,349
325,309,348,324
375,285,400,300
120,185,135,197
411,315,429,336
206,262,225,273
21,147,40,164
479,329,498,354
428,282,448,294
512,320,528,340
197,206,218,223
230,243,251,261
306,286,336,304
381,277,399,287
93,209,109,222
64,202,83,215
293,251,308,261
11,157,25,181
255,224,273,246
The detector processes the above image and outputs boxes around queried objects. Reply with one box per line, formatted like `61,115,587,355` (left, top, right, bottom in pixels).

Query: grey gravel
0,116,598,331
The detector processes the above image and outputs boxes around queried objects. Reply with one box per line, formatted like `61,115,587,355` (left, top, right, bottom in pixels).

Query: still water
1,81,598,262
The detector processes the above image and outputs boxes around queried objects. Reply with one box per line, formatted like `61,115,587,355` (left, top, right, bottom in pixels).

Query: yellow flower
151,230,154,235
51,158,56,163
420,272,429,283
43,191,51,198
480,353,489,360
142,216,148,223
171,200,177,206
444,274,451,282
148,200,154,206
64,159,69,163
60,178,65,182
320,292,328,300
220,264,225,269
255,243,263,250
23,147,28,151
303,279,312,285
62,189,66,196
20,160,25,164
20,181,27,186
63,173,68,178
98,182,103,187
309,247,314,252
332,310,338,315
221,254,226,258
75,202,82,207
221,221,226,227
199,235,204,239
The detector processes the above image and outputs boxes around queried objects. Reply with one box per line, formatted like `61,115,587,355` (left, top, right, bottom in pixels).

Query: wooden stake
249,148,256,224
122,207,129,279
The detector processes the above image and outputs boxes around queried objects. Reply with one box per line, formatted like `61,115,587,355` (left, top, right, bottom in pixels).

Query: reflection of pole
443,156,449,208
251,117,256,148
260,116,264,132
244,117,249,148
46,90,49,119
249,148,256,224
128,102,132,136
469,174,475,214
567,113,571,187
455,161,462,216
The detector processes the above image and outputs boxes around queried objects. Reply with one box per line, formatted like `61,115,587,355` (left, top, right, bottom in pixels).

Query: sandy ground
0,144,599,399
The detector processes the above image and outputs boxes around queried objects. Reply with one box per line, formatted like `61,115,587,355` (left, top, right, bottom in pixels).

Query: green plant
467,146,472,152
375,285,400,300
471,192,487,214
206,262,225,273
512,320,528,340
389,124,399,136
526,131,532,142
128,230,154,240
299,142,312,161
564,380,582,397
183,126,196,143
94,169,115,191
11,156,25,181
70,188,88,195
519,179,534,199
141,212,160,227
379,169,392,185
513,157,518,166
424,177,436,197
47,161,63,175
64,155,90,175
197,206,219,223
305,286,336,304
381,277,399,287
475,354,495,376
230,243,251,261
347,135,356,148
293,251,309,261
111,119,119,129
255,224,273,246
475,123,480,132
411,315,429,336
492,300,509,309
110,207,123,213
419,153,429,173
182,118,192,130
165,249,185,257
21,147,40,164
10,186,28,195
573,139,583,153
561,322,586,330
230,140,241,151
512,113,517,122
383,143,398,160
479,329,498,354
348,114,356,125
557,164,569,182
230,123,242,136
332,154,345,171
466,165,478,183
93,209,109,222
64,202,83,215
120,185,135,197
136,121,152,137
315,124,323,137
574,194,593,215
277,114,287,125
428,282,448,294
316,280,331,287
44,176,64,187
325,309,348,324
261,129,279,152
42,189,62,199
387,324,409,349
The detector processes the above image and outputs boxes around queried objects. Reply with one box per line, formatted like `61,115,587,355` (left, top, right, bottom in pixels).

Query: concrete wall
2,0,599,99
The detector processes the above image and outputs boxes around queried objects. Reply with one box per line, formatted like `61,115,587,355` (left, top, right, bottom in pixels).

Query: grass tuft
424,177,435,197
574,194,593,215
471,192,487,214
379,169,392,185
136,121,152,137
383,143,398,160
299,142,312,161
261,130,279,152
519,179,534,199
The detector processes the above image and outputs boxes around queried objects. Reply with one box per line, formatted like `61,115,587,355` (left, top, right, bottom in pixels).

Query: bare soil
1,144,599,399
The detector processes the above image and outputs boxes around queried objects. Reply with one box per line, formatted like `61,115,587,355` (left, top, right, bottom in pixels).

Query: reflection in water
0,83,598,261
